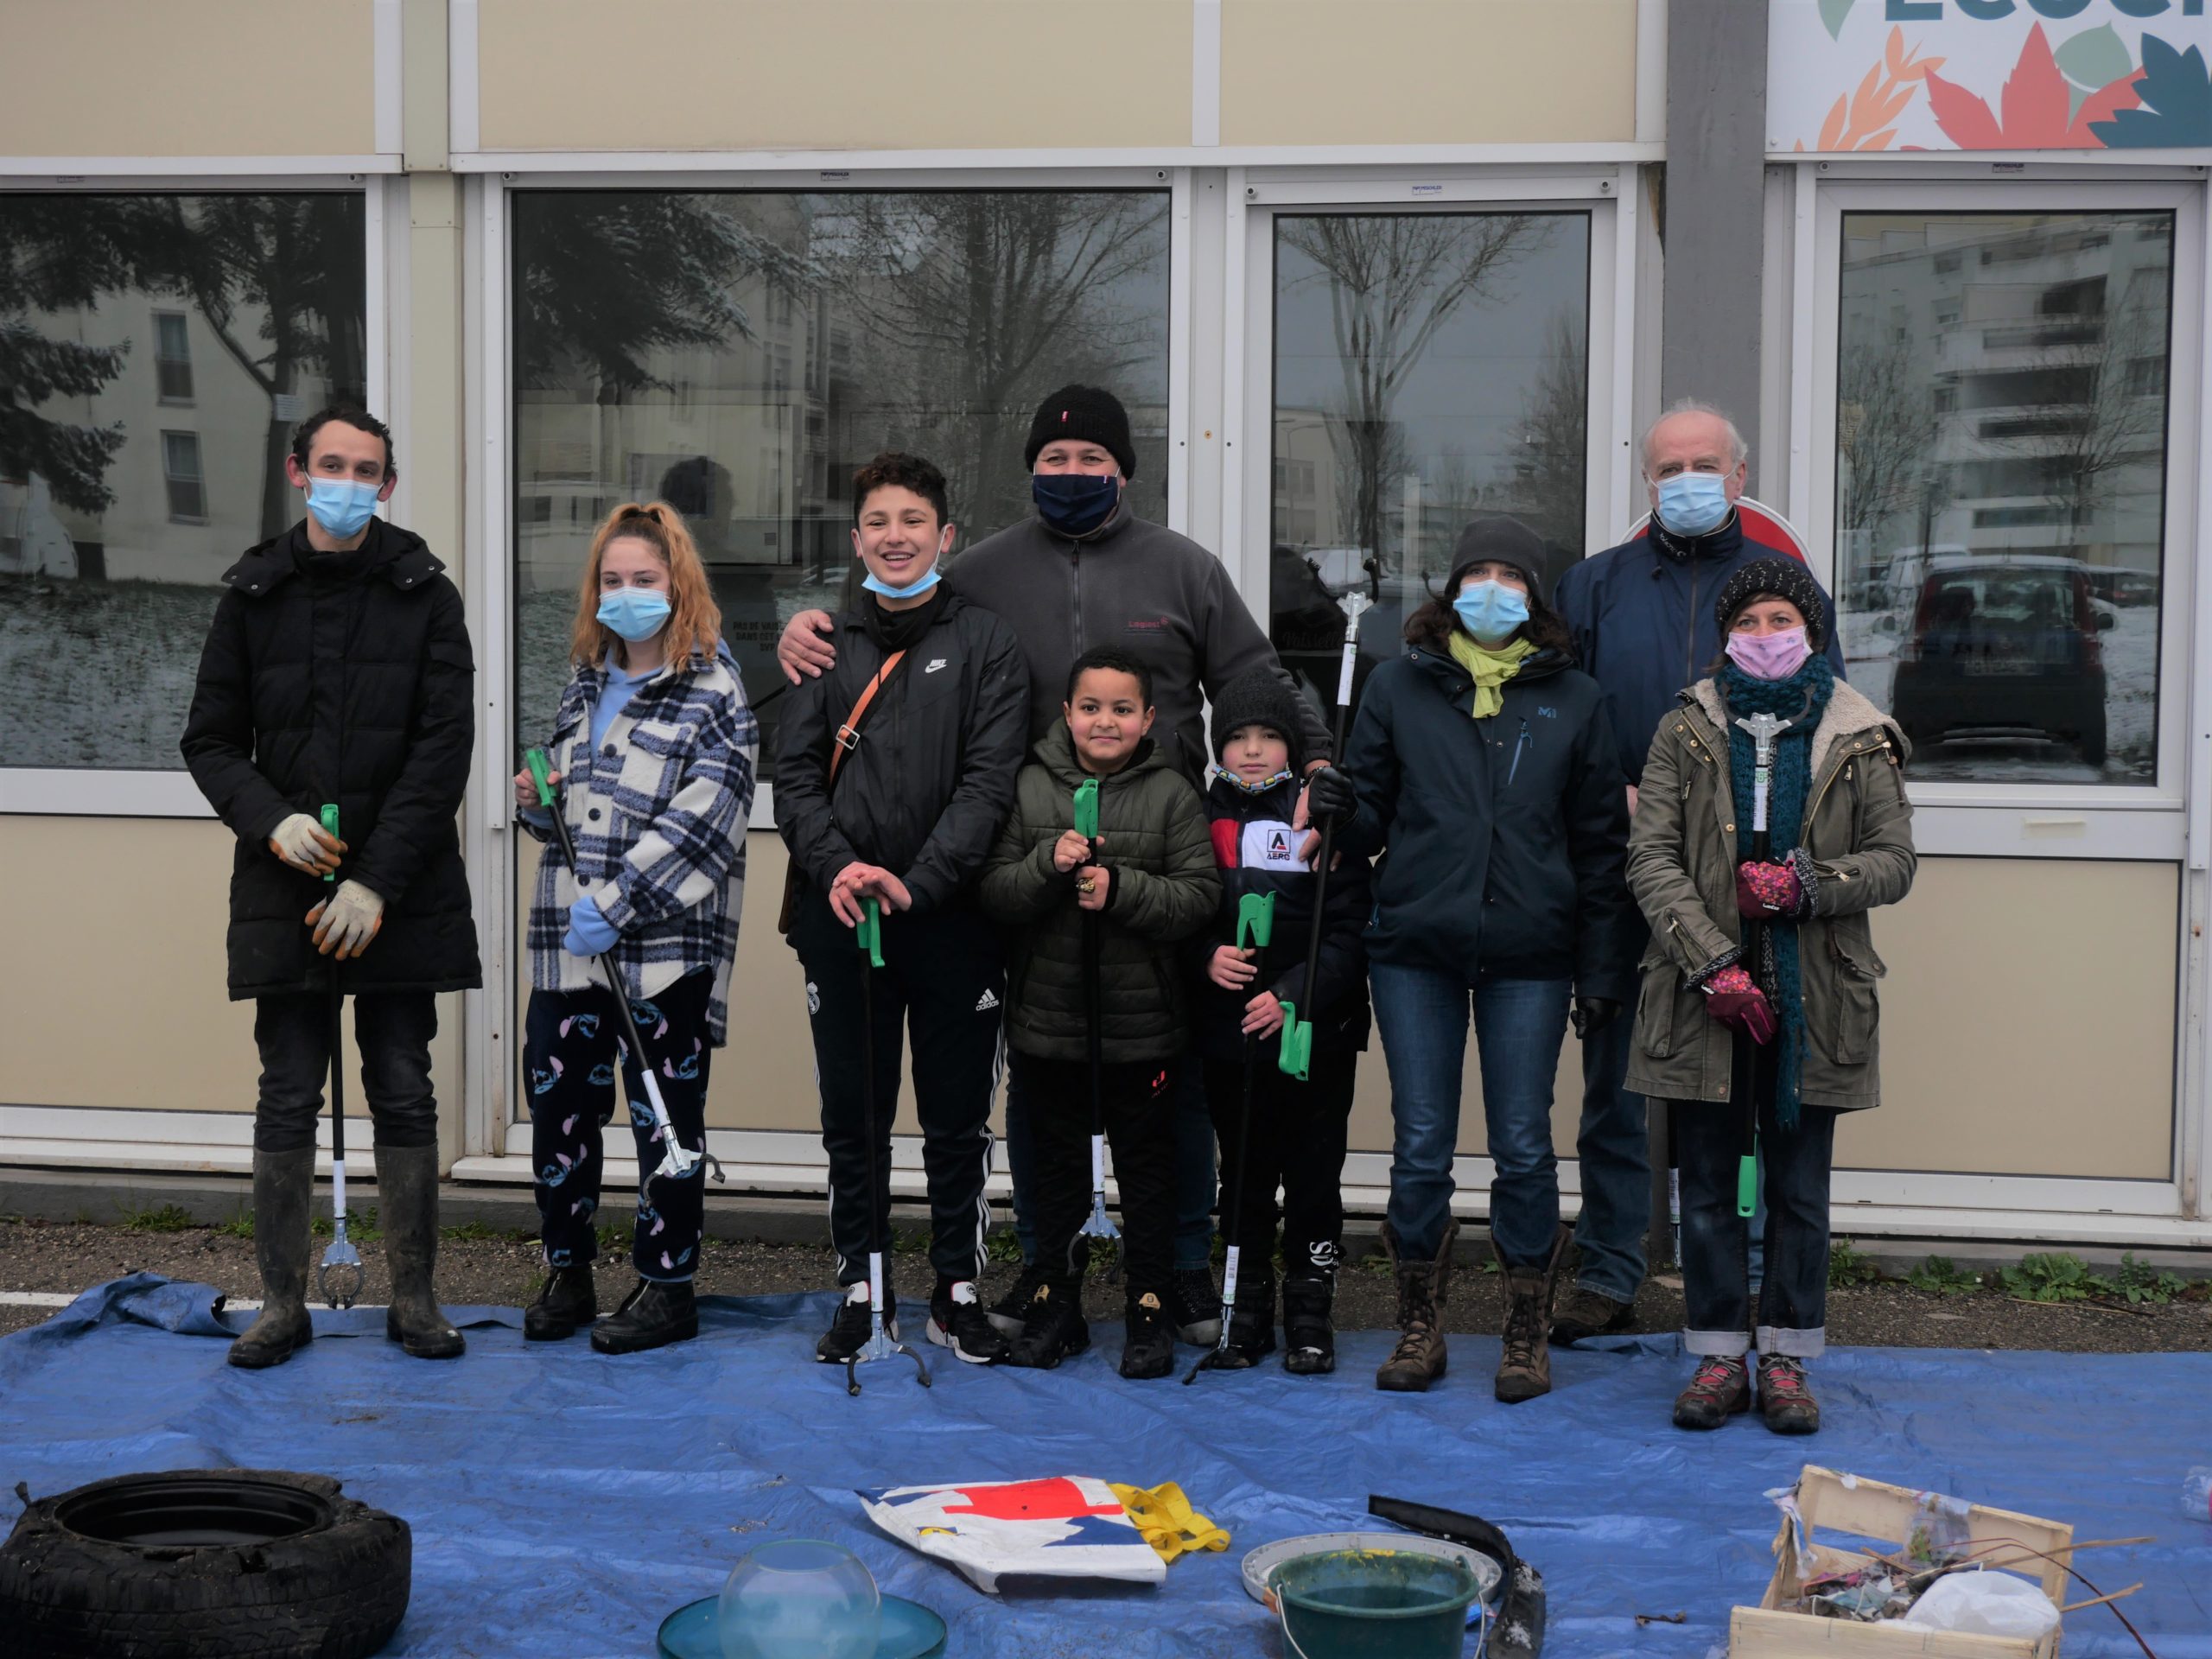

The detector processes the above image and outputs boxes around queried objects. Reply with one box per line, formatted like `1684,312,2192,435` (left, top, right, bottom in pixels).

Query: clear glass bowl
715,1538,881,1659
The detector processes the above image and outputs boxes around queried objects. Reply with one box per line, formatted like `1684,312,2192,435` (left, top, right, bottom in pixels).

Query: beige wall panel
0,817,459,1148
1220,0,1639,147
1836,857,2176,1179
0,1,376,157
476,0,1192,153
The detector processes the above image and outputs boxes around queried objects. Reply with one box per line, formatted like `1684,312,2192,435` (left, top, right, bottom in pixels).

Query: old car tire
0,1469,410,1658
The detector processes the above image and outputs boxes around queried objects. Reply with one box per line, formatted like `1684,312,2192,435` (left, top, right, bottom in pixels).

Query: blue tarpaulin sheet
2,1274,2208,1656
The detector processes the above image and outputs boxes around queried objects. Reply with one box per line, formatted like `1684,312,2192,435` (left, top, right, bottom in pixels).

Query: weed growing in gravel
984,1230,1024,1265
309,1205,380,1244
595,1222,634,1255
2001,1252,2100,1302
442,1219,531,1243
213,1209,256,1240
1827,1237,1882,1288
117,1203,196,1233
1906,1255,1982,1296
2113,1253,2188,1305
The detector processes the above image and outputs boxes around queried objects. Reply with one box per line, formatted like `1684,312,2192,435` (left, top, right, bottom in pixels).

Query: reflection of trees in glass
1515,306,1588,550
1837,325,1941,569
2008,289,2168,536
1278,213,1551,575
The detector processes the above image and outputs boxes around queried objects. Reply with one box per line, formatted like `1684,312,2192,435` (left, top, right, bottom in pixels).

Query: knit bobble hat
1715,556,1829,651
1445,514,1549,595
1024,384,1138,480
1211,669,1309,772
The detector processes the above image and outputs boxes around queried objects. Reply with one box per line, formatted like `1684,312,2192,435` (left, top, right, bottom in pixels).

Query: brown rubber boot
227,1148,316,1369
1374,1220,1456,1393
1495,1225,1571,1404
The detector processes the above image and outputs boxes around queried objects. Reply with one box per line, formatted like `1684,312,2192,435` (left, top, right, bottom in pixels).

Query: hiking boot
1672,1355,1751,1430
1281,1270,1336,1376
1119,1290,1175,1380
986,1261,1047,1338
228,1149,316,1370
817,1281,899,1363
1002,1280,1089,1370
925,1279,1007,1365
592,1277,697,1354
1758,1354,1821,1434
524,1265,598,1342
1550,1281,1636,1345
1495,1229,1569,1405
378,1145,464,1360
1166,1265,1222,1346
1208,1269,1275,1370
1375,1220,1456,1394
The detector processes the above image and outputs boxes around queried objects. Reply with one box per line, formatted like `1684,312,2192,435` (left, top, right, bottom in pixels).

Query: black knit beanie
1715,556,1829,651
1211,669,1308,772
1446,514,1548,595
1024,385,1138,480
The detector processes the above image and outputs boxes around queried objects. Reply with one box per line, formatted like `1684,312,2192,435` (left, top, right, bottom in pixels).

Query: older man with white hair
1547,399,1846,1346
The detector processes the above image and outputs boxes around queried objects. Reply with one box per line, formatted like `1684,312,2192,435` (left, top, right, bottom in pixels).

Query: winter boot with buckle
594,1277,698,1353
227,1148,317,1370
1673,1355,1752,1429
1281,1269,1337,1376
1495,1226,1570,1404
1758,1353,1821,1434
1119,1289,1176,1379
378,1144,464,1360
524,1264,599,1342
1375,1219,1456,1393
1211,1265,1276,1369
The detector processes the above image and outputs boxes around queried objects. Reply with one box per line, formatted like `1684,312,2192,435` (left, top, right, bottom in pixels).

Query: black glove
1305,764,1357,824
1570,996,1621,1041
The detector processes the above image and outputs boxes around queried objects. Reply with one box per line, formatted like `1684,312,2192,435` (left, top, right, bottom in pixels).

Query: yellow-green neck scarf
1446,631,1537,720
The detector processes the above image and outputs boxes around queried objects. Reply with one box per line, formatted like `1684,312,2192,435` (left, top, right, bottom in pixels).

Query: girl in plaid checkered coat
512,502,759,1354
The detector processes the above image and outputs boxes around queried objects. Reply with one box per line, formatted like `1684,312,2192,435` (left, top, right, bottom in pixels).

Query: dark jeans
252,990,439,1154
1007,1050,1216,1272
524,969,713,1283
1673,1041,1837,1358
1370,962,1571,1267
791,893,1002,1287
1016,1051,1176,1295
1572,992,1649,1302
1204,1051,1355,1278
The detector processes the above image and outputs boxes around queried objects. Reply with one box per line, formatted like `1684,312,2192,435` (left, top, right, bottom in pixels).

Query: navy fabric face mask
1032,473,1121,537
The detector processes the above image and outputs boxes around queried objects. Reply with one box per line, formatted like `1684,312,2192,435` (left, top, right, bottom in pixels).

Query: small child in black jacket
1193,671,1370,1373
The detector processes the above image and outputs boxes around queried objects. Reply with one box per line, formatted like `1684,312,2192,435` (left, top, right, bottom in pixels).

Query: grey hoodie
944,507,1331,780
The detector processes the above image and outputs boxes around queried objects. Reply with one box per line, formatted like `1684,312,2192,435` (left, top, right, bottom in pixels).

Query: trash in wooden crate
1729,1465,2072,1657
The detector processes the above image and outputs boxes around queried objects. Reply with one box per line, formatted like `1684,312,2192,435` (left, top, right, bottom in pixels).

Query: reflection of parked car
1891,554,2111,767
2086,566,2160,608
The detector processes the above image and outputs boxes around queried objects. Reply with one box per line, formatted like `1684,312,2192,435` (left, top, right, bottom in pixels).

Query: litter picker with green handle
1279,584,1371,1082
1071,777,1121,1262
844,896,930,1396
1728,690,1813,1219
1185,890,1274,1383
524,748,714,1192
313,802,365,1310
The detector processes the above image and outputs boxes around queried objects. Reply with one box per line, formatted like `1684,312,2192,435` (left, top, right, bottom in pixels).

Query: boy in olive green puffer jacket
979,646,1219,1379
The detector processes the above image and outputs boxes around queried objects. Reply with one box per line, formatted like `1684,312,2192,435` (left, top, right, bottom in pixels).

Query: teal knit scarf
1718,654,1834,1129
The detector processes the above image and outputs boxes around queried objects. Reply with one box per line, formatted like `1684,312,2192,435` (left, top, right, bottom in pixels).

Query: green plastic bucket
1268,1547,1483,1659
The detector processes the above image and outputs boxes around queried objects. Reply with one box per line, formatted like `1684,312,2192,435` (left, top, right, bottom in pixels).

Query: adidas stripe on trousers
790,890,1003,1287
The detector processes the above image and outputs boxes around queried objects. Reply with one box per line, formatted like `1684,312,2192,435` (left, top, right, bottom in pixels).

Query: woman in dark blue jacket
1315,517,1634,1405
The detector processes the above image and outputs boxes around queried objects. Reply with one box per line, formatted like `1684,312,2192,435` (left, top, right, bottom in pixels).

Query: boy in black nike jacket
774,453,1030,1367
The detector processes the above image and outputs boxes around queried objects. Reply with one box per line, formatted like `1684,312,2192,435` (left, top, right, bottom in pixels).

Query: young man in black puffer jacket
1191,671,1371,1374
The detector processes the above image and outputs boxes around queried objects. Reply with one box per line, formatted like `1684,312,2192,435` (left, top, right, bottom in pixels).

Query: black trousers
791,893,1002,1287
524,968,714,1282
1018,1050,1176,1295
1204,1049,1357,1279
252,990,439,1154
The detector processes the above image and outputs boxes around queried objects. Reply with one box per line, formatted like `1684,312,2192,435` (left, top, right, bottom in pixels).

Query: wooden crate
1730,1465,2072,1659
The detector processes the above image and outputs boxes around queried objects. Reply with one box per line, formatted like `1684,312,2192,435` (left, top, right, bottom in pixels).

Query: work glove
563,893,620,959
1570,996,1620,1041
1304,764,1357,824
308,880,384,959
268,811,344,875
1700,963,1777,1046
1735,855,1809,920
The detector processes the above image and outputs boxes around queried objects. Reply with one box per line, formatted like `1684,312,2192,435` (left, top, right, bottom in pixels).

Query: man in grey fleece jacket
779,384,1328,1344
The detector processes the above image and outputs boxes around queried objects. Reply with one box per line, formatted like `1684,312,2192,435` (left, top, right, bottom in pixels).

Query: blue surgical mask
860,538,946,601
1452,579,1531,645
1032,473,1121,538
596,587,672,643
304,478,381,539
1655,470,1732,537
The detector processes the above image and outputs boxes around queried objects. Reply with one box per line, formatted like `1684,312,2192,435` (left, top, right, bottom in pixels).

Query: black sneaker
816,1281,899,1363
1166,1265,1223,1346
926,1279,1007,1365
986,1261,1048,1338
1120,1290,1175,1379
1001,1281,1090,1370
523,1264,598,1342
588,1277,696,1354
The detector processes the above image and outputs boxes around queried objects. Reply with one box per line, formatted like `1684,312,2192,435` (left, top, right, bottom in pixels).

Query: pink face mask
1726,625,1811,681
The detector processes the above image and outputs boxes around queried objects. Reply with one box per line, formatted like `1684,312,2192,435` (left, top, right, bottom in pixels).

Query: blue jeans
1572,1007,1649,1301
1370,962,1570,1268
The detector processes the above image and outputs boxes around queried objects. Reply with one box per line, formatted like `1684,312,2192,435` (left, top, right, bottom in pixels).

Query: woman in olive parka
1626,558,1914,1438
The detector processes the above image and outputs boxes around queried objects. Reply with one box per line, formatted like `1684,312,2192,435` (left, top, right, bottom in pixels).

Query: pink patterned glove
1701,964,1777,1045
1735,858,1804,919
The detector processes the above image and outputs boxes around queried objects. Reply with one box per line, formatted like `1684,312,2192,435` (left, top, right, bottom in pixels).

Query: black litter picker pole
1071,778,1120,1270
845,897,930,1396
1186,890,1275,1384
524,749,715,1192
1727,695,1811,1220
315,802,364,1310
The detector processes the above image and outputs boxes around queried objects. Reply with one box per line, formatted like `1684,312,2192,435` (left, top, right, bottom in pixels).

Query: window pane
0,192,368,770
510,189,1173,771
1834,211,2171,785
1268,211,1591,712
